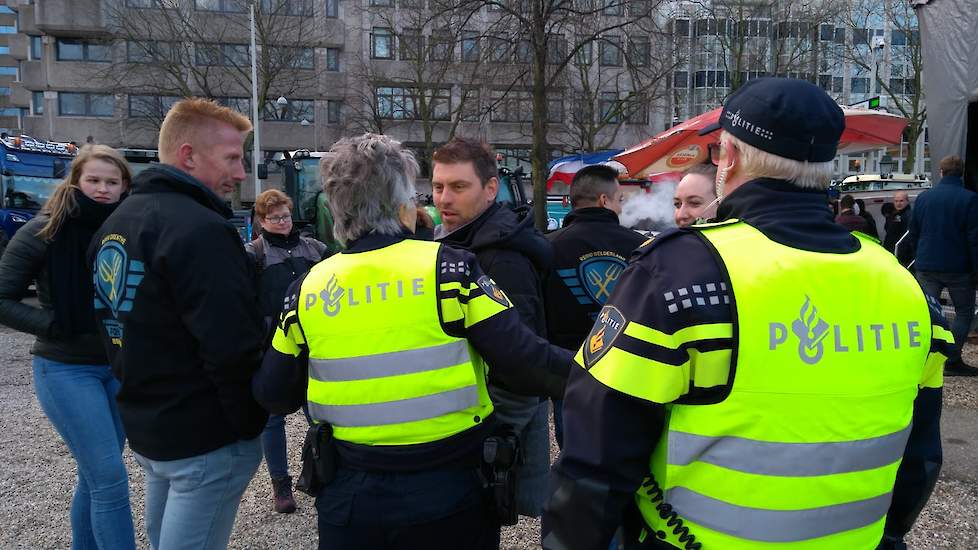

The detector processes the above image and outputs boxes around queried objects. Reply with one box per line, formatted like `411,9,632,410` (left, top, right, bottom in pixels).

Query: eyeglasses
265,215,292,224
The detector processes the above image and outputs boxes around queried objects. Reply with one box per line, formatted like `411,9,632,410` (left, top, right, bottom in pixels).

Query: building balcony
35,0,106,36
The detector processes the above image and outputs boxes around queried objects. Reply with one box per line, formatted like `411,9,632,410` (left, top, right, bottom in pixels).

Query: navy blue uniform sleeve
884,292,948,543
436,245,571,400
543,231,734,550
253,276,309,415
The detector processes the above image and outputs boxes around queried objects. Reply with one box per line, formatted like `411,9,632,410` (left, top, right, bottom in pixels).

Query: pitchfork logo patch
93,234,145,347
557,252,628,306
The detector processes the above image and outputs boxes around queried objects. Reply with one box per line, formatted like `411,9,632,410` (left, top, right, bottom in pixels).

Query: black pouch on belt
481,431,521,526
296,422,338,497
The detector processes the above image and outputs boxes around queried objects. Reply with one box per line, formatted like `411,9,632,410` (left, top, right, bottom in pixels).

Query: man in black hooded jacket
90,98,266,549
433,137,554,519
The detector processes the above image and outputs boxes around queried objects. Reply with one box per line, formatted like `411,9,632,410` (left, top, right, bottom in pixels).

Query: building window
461,87,480,121
599,92,622,123
430,31,452,62
263,98,314,122
32,91,44,115
601,0,622,16
126,0,179,6
272,47,314,69
400,30,422,61
127,40,175,63
625,96,648,124
461,31,480,62
599,36,621,67
195,43,249,67
673,71,688,88
326,47,340,71
194,0,246,12
851,77,869,94
376,86,416,119
547,93,563,123
327,99,341,123
575,40,592,65
325,0,338,17
673,18,690,37
0,67,16,76
400,0,423,7
371,28,394,59
515,38,533,63
629,36,649,67
490,89,532,123
370,0,393,5
59,92,115,117
56,39,112,62
486,37,508,63
29,36,42,60
0,87,9,95
128,94,179,118
546,34,566,64
0,26,16,34
260,0,314,15
216,97,251,114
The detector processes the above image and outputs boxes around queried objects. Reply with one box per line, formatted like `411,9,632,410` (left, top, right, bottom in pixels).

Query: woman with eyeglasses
246,188,330,514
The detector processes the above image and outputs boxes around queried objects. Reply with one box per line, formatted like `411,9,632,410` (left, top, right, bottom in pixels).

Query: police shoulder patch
476,275,510,307
583,305,627,368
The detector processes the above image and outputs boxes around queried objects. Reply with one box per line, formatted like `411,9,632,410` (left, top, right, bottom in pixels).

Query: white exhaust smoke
619,181,678,231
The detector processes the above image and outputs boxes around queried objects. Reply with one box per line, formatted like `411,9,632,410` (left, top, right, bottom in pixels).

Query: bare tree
100,0,326,131
842,0,926,172
554,16,674,152
343,0,519,173
479,0,669,231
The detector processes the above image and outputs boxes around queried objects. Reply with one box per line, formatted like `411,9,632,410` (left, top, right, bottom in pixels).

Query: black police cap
699,77,845,163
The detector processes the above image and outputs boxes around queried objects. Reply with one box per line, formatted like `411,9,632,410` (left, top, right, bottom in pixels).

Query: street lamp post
250,2,261,200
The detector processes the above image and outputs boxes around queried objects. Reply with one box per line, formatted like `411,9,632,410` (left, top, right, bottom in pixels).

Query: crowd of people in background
0,81,968,550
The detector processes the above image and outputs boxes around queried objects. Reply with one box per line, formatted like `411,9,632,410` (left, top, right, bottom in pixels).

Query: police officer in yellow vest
543,78,949,550
253,134,571,550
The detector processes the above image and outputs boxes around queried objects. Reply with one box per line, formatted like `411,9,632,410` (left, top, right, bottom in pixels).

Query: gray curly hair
320,134,419,245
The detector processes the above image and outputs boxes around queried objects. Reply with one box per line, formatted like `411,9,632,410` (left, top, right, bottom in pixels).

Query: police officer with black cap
542,78,948,550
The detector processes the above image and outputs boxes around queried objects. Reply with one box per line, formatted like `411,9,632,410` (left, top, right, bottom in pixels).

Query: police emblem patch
476,275,510,307
583,305,626,368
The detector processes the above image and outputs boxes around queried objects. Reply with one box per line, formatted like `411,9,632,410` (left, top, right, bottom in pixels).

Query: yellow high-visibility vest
616,221,940,549
295,239,495,446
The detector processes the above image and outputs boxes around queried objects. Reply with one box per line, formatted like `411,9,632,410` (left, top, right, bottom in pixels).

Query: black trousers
316,467,500,550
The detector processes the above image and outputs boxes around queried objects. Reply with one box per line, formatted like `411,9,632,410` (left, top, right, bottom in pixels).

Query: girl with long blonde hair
0,144,136,549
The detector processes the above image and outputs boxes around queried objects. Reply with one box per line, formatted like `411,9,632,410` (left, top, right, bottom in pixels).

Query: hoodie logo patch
476,275,510,307
93,234,145,347
557,253,627,306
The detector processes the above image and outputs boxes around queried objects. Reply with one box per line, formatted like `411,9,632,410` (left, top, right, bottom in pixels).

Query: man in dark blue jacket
543,165,645,447
908,155,978,376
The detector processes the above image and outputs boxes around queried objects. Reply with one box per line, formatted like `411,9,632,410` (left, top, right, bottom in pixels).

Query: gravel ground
1,328,975,549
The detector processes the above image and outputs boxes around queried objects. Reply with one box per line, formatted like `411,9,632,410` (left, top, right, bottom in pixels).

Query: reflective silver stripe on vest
667,424,912,476
667,487,893,543
308,385,480,427
310,341,470,382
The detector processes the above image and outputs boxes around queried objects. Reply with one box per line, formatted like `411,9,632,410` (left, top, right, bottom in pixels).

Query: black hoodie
437,203,553,338
89,165,267,461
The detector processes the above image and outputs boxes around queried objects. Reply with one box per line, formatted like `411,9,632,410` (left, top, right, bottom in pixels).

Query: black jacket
437,203,552,338
543,179,944,550
543,207,646,351
0,215,106,364
89,165,267,461
883,204,913,257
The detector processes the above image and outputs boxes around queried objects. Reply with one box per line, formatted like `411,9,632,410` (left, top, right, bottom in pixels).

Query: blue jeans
261,414,290,479
134,438,262,550
916,271,976,363
31,356,135,550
